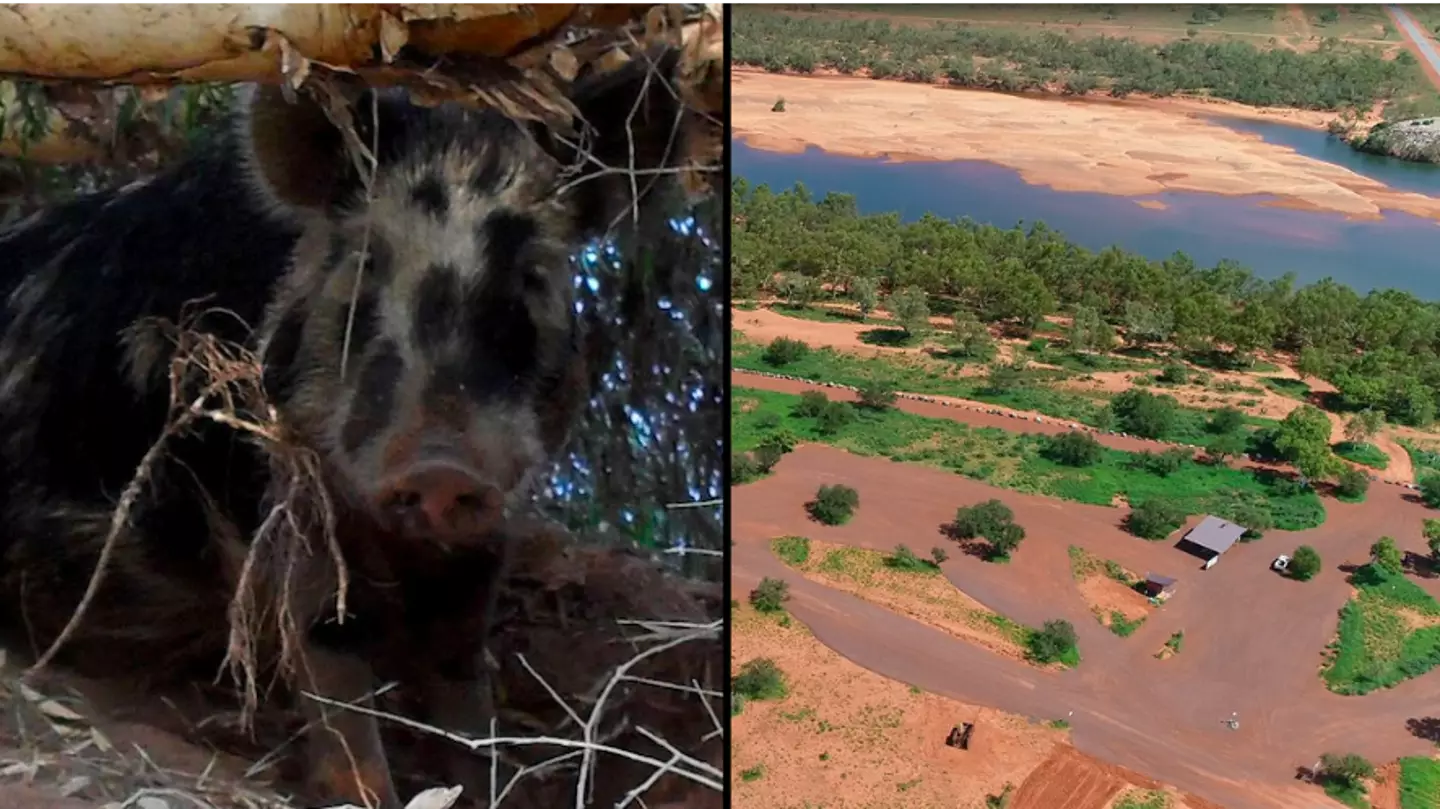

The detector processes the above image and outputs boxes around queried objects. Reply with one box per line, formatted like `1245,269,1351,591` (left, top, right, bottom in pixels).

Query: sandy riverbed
734,71,1440,222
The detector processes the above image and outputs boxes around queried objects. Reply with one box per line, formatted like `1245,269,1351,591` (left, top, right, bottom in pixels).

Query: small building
1141,573,1178,601
1176,515,1247,567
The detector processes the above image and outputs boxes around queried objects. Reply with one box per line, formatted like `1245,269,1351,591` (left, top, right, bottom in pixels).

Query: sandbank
733,70,1440,223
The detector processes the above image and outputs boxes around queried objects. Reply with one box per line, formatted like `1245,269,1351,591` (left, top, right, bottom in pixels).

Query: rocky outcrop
1350,117,1440,164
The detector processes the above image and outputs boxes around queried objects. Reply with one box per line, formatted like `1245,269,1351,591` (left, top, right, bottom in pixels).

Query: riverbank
734,70,1440,222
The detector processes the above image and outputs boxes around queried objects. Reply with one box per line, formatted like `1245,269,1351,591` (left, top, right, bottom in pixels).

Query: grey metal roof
1145,573,1177,588
1184,515,1246,555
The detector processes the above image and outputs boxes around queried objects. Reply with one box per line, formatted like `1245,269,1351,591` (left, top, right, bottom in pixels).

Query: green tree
1208,406,1247,435
1067,305,1114,354
1274,405,1340,480
1422,474,1440,508
1110,389,1177,440
1122,300,1172,348
1206,430,1247,463
1334,466,1370,501
1289,545,1322,581
889,286,931,337
815,401,855,435
1028,619,1078,664
1345,409,1385,443
808,484,860,525
851,276,879,321
952,499,1016,540
1370,536,1404,575
794,390,829,417
857,379,898,409
1317,753,1374,790
1126,498,1185,540
750,577,790,612
1044,431,1104,467
779,273,819,308
984,360,1025,394
763,337,810,367
951,308,996,360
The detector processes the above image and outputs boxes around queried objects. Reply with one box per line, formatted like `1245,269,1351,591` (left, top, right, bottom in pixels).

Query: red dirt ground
733,439,1440,809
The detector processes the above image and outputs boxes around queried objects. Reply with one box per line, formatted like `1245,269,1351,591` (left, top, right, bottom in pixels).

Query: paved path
1388,6,1440,92
733,441,1440,809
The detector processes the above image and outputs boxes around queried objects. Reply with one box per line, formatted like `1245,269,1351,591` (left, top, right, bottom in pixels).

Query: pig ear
240,84,374,215
540,46,721,237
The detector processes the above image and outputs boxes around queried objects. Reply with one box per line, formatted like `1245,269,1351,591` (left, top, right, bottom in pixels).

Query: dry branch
0,5,647,83
0,4,721,166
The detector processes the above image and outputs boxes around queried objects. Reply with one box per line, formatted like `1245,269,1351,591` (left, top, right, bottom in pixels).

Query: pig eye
522,268,548,293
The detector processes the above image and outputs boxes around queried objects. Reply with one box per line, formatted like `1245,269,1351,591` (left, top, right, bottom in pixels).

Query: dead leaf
136,797,172,809
90,726,113,752
0,761,36,778
58,775,90,797
379,11,409,63
404,786,464,809
550,46,579,82
18,683,42,702
37,699,84,722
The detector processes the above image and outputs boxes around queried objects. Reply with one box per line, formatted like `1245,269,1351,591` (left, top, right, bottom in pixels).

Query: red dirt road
733,441,1440,809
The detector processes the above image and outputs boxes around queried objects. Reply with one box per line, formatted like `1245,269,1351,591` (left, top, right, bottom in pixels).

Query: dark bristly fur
0,45,715,809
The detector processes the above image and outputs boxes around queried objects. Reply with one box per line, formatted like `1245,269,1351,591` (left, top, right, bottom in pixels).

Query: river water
733,118,1440,298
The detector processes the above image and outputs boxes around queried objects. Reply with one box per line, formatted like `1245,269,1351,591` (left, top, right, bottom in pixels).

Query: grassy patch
735,386,1326,531
739,764,765,782
1157,631,1185,658
1108,612,1145,637
1334,441,1390,470
1114,789,1170,809
1401,438,1440,475
1323,563,1440,695
1323,780,1369,809
1401,756,1440,809
734,335,1277,444
1262,376,1311,400
770,536,1072,666
773,535,811,566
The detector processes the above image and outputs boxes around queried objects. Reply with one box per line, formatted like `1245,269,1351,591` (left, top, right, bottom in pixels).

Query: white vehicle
1272,555,1290,572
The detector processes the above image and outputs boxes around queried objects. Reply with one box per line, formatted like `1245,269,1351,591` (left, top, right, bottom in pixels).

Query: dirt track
733,433,1440,809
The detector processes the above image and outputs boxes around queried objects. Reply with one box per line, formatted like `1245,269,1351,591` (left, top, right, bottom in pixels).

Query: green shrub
773,536,811,566
1289,545,1322,581
1372,536,1404,574
1208,406,1246,435
885,544,937,573
1158,363,1189,385
733,452,762,484
1028,619,1079,665
734,658,788,701
771,97,786,112
931,546,949,564
952,499,1015,539
1044,430,1103,467
763,337,809,367
750,577,790,613
1335,466,1370,501
1111,389,1178,439
808,484,859,525
816,400,856,434
1126,498,1186,540
1423,474,1440,508
794,389,829,417
1127,448,1191,477
857,379,898,409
